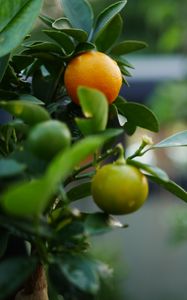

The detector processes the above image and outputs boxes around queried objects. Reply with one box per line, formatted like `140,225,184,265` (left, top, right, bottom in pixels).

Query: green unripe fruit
28,120,71,160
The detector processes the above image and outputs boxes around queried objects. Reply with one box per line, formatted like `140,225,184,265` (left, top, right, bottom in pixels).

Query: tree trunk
15,264,48,300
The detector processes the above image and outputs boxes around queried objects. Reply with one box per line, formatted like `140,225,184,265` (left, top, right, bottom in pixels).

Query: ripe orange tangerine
64,51,122,105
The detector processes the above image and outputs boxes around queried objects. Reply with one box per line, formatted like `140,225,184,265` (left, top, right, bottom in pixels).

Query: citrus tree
1,1,187,299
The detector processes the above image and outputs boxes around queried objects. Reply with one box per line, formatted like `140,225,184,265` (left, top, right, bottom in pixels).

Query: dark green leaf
128,160,169,182
0,134,114,217
0,54,10,82
0,228,9,258
93,1,127,38
0,159,26,178
75,42,96,55
0,257,37,300
25,41,63,54
67,182,91,202
0,0,43,57
110,40,148,55
11,55,35,72
43,30,75,54
59,254,100,294
120,65,132,77
152,130,187,148
115,100,159,132
111,55,134,69
76,87,108,135
39,14,55,27
52,19,88,42
84,212,125,235
95,14,122,52
60,0,93,34
148,175,187,203
123,122,136,135
0,100,50,125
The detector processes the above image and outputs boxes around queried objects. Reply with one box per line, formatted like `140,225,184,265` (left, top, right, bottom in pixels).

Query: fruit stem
115,143,126,165
68,146,121,181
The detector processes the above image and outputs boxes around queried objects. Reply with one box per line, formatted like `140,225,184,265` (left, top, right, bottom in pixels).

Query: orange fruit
91,163,149,215
64,51,122,105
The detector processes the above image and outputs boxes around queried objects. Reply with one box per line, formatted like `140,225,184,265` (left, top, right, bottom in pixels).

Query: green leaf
60,0,93,34
93,1,127,39
11,55,35,73
0,0,43,57
111,55,134,69
0,257,37,300
25,41,63,54
115,99,159,132
128,160,169,182
76,87,108,135
0,100,50,125
1,178,52,217
0,54,10,82
1,134,115,217
0,228,9,258
43,30,75,54
110,40,148,55
152,130,187,149
84,212,125,235
52,19,88,42
0,159,26,178
39,14,55,27
19,94,44,104
67,182,91,202
58,254,100,294
148,175,187,203
75,42,96,55
46,131,121,186
95,14,122,52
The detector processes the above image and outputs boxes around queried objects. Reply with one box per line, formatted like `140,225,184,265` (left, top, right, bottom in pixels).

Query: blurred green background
41,1,187,299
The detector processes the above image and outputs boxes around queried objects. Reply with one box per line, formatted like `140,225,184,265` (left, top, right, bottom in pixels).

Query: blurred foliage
90,0,187,53
149,81,187,125
41,0,187,53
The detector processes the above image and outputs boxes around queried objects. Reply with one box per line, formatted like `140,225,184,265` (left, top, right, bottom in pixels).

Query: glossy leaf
148,175,187,203
67,182,91,202
93,1,127,38
0,100,50,125
95,14,122,52
0,257,37,300
19,94,44,104
0,54,10,82
115,99,159,132
128,160,169,182
76,87,108,135
84,212,125,235
39,14,55,27
60,0,93,34
110,40,148,55
43,30,75,54
0,159,26,178
52,18,88,42
0,0,43,57
152,130,187,148
25,41,63,54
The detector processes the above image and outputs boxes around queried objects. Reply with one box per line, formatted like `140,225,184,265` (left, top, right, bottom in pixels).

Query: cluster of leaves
0,0,187,299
